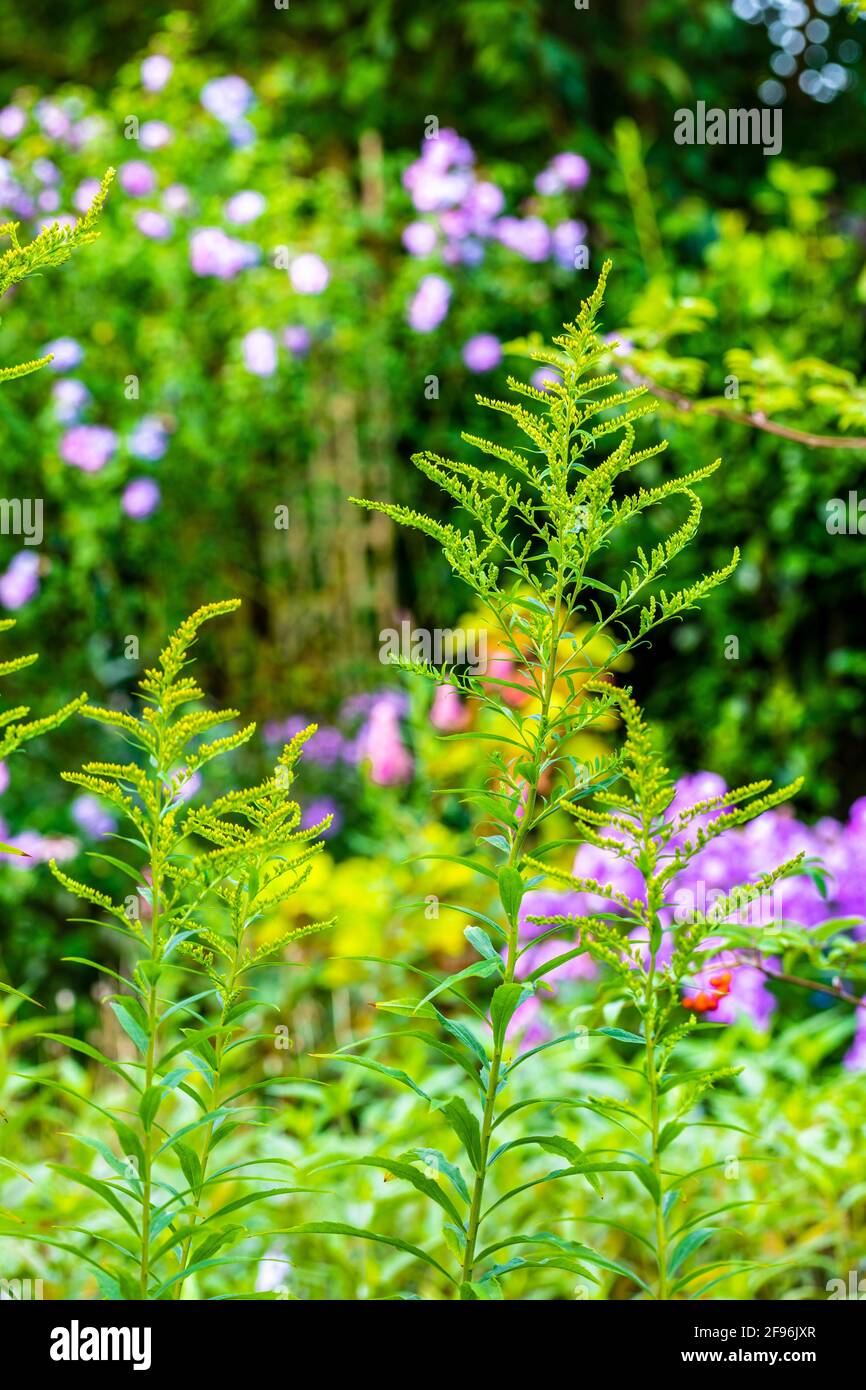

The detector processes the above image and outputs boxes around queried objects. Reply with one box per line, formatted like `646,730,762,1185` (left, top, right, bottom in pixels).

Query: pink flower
430,682,468,731
60,425,117,472
357,698,413,786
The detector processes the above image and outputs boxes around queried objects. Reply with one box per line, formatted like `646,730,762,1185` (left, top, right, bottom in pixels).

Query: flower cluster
401,126,590,349
510,774,866,1060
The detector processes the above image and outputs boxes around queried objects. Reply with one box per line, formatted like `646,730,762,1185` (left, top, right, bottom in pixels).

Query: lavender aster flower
189,227,259,279
402,221,438,257
135,209,172,241
163,184,191,215
119,160,157,197
51,378,90,424
73,178,101,213
32,158,61,186
551,219,588,269
60,424,117,473
242,328,278,377
71,794,116,838
495,216,551,262
462,333,502,373
0,106,26,139
200,75,254,126
289,253,330,295
283,325,311,357
0,552,39,610
43,337,83,372
407,273,451,333
551,151,590,189
122,478,161,519
128,416,169,461
302,797,342,838
139,120,173,151
141,55,173,92
224,190,266,224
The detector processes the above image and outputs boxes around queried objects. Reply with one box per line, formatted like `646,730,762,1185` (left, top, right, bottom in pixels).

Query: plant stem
458,569,566,1295
645,1019,668,1301
139,854,162,1299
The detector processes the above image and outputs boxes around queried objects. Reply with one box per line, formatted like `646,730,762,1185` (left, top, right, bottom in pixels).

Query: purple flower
242,328,278,377
73,179,101,213
43,337,83,372
51,378,90,424
0,762,8,795
302,797,342,838
531,366,562,392
35,100,71,141
128,416,169,462
189,227,259,279
283,325,311,357
224,190,266,224
289,253,330,295
119,161,157,198
844,1004,866,1072
163,183,191,215
141,55,173,92
402,221,438,257
462,333,502,373
71,794,116,838
534,168,563,197
463,181,505,231
122,478,161,519
407,273,451,333
60,424,117,473
32,157,61,186
0,552,39,610
551,219,588,269
551,151,590,189
139,120,173,151
135,209,172,241
0,106,26,139
495,216,551,262
200,75,254,126
305,726,347,768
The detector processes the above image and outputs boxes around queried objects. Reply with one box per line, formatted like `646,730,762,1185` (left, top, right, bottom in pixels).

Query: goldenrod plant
8,602,331,1298
0,168,114,384
281,261,783,1298
524,682,805,1298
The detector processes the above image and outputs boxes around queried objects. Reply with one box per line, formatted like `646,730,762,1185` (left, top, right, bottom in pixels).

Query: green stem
173,916,244,1297
139,855,162,1299
458,568,567,1296
646,1022,668,1300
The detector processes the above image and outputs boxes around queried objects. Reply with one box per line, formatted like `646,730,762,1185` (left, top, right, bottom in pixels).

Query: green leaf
490,982,530,1050
109,1001,149,1055
498,865,524,923
277,1223,456,1283
48,1164,139,1235
464,926,501,963
313,1052,430,1101
139,1085,164,1132
314,1156,464,1225
433,1096,482,1169
668,1227,718,1277
414,958,501,1012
